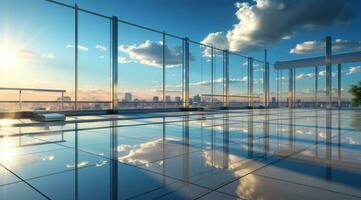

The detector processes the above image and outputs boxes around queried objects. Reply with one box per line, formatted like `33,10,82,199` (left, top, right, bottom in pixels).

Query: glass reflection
0,109,361,199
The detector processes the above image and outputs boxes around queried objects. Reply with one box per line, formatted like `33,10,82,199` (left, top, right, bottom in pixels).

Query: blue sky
0,0,360,101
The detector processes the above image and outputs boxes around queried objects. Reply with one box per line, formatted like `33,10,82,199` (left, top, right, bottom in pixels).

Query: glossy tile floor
0,109,361,200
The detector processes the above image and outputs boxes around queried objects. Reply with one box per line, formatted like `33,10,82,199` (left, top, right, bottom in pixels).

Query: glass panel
117,22,163,109
295,67,316,108
213,49,224,107
0,0,75,111
164,35,183,108
189,42,211,108
278,69,289,107
228,54,248,108
317,66,326,108
253,60,264,107
78,11,111,110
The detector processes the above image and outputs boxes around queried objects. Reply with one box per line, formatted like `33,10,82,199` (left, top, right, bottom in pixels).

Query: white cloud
200,32,229,57
119,40,193,68
318,70,337,77
190,76,253,86
41,53,55,59
290,39,361,54
275,76,287,80
346,66,361,75
118,56,136,64
202,0,355,53
296,73,314,80
96,44,107,51
66,44,89,51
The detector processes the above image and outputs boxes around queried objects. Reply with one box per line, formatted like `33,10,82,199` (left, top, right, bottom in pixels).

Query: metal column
211,47,214,105
325,36,332,109
162,32,166,109
111,16,119,111
264,49,268,107
338,64,341,109
248,57,253,107
183,38,190,110
223,50,229,108
277,69,280,107
74,4,79,110
315,66,318,108
288,68,294,108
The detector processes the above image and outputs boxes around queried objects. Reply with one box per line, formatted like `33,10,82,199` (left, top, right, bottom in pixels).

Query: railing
0,87,66,110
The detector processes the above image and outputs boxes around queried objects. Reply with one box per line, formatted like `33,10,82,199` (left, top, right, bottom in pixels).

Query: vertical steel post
264,49,268,107
338,63,341,109
248,57,253,107
162,32,166,109
61,91,64,110
74,4,79,110
19,90,22,110
315,66,318,108
288,68,293,108
223,50,229,108
211,47,214,105
110,120,118,200
111,16,118,111
325,36,332,109
183,38,190,110
277,69,280,107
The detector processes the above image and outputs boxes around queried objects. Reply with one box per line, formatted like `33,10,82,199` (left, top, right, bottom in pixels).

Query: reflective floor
0,109,361,200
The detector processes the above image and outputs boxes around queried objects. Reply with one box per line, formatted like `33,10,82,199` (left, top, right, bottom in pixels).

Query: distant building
175,96,181,102
124,93,132,102
271,97,276,103
193,94,201,104
165,96,171,102
56,96,71,101
153,96,159,102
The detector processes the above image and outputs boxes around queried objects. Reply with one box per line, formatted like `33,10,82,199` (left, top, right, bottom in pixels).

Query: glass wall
0,0,75,111
253,60,264,107
212,49,224,108
0,0,274,112
189,42,211,108
164,35,183,108
295,67,316,108
117,22,163,109
228,53,248,108
78,11,111,110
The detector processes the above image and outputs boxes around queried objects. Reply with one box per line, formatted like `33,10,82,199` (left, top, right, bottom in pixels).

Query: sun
0,47,18,68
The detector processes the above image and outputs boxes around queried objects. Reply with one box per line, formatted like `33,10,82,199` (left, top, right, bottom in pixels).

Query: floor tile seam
253,173,361,199
0,163,52,200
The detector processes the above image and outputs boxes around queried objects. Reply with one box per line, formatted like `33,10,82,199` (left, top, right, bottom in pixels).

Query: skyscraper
153,96,159,102
124,93,132,102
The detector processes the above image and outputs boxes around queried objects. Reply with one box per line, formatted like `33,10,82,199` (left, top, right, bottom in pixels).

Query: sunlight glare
0,47,18,68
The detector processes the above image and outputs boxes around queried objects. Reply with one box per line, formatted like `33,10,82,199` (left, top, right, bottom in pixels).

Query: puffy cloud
296,73,314,80
119,40,194,68
200,32,229,57
118,56,136,64
66,44,89,51
290,39,361,54
346,66,361,75
188,76,263,86
95,44,107,51
318,70,337,77
202,0,355,53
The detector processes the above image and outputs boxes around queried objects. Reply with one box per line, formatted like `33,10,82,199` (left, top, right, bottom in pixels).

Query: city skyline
0,0,360,105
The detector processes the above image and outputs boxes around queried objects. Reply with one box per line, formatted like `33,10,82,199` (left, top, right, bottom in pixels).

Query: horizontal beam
274,51,361,69
0,87,66,92
201,94,261,98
